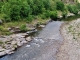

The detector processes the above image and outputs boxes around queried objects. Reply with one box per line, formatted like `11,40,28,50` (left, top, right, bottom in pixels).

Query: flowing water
0,21,63,60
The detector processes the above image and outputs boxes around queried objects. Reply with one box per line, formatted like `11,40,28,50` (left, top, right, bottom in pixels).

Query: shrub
3,15,11,22
0,26,3,31
56,1,64,11
20,4,31,18
40,10,50,19
30,0,44,15
0,26,12,35
49,11,58,20
77,3,80,11
0,26,9,32
20,24,27,31
26,15,33,23
43,0,51,10
67,4,79,15
62,10,68,18
10,5,21,20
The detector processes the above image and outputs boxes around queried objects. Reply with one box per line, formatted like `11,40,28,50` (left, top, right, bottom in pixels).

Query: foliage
0,26,12,35
62,11,68,18
0,0,79,22
49,11,58,20
20,2,31,18
76,3,80,11
56,1,65,11
67,4,79,15
10,5,21,20
62,7,68,18
20,24,27,31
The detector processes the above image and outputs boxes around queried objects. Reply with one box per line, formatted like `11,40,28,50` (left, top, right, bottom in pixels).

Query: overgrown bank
0,0,80,35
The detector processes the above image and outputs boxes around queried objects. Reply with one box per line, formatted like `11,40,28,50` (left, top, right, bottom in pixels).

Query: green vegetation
56,1,65,11
67,4,79,15
20,24,27,31
62,11,68,18
0,0,79,35
50,11,58,20
0,41,3,45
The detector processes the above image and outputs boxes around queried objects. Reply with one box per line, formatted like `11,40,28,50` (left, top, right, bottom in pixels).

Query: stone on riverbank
0,33,32,57
26,37,32,42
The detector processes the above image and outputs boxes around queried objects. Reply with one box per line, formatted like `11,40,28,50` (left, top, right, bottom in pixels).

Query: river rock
26,37,32,42
17,41,22,46
11,41,17,45
21,40,27,44
16,34,25,38
7,51,14,54
39,25,45,28
67,13,75,17
0,51,6,56
0,48,6,52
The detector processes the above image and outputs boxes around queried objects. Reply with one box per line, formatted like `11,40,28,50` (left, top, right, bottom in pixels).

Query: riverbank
0,21,63,60
0,19,49,57
57,18,80,60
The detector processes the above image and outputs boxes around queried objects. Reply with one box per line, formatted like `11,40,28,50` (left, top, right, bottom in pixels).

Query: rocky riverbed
0,23,46,57
57,18,80,60
0,33,32,57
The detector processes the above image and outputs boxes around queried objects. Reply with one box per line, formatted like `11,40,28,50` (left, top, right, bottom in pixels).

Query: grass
0,41,3,45
0,17,49,35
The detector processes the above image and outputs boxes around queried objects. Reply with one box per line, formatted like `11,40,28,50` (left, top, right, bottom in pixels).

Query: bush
0,26,12,35
67,5,79,15
3,15,11,22
26,15,33,23
56,1,64,11
10,5,21,20
49,11,58,20
20,24,27,31
29,0,44,15
0,26,3,31
76,3,80,11
40,10,50,19
20,4,31,18
62,10,68,18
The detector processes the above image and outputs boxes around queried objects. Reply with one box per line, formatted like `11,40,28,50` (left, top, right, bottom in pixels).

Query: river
0,21,63,60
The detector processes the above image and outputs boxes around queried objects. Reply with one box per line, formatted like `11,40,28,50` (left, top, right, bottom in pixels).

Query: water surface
0,21,63,60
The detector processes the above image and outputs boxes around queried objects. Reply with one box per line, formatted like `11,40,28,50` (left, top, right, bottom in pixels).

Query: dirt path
57,18,80,60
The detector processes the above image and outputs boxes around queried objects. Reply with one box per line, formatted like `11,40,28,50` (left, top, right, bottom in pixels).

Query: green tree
56,1,64,11
10,5,21,20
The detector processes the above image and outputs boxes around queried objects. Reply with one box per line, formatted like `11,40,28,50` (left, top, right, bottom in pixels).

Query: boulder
5,50,14,54
17,41,22,46
39,25,45,28
0,51,6,57
26,37,32,42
